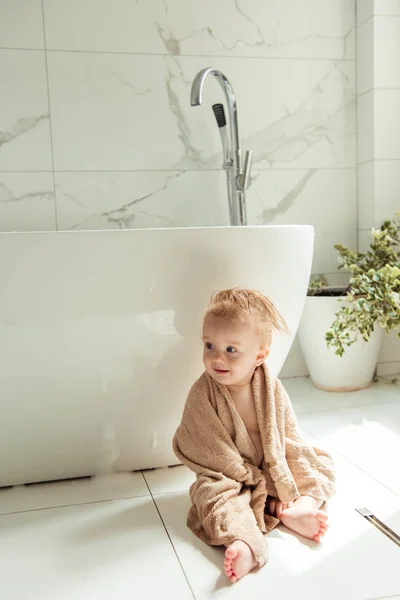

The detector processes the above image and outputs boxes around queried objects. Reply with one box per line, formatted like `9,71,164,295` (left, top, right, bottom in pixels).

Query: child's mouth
214,368,229,374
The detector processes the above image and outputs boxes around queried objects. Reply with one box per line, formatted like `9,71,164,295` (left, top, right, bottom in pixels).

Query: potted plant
298,212,400,391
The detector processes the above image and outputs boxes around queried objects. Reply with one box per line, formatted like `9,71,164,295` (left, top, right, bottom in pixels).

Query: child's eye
205,342,213,350
226,346,236,353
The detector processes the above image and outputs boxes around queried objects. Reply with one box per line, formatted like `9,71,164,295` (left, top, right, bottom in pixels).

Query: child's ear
256,346,270,365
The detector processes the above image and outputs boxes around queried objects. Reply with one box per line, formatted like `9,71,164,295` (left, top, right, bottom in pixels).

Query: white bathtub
0,225,313,487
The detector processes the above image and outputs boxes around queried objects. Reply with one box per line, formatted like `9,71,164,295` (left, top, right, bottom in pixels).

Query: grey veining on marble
0,114,49,149
54,171,229,231
0,174,55,232
164,57,203,167
260,170,316,223
46,53,355,171
0,181,52,205
0,50,52,170
42,0,355,59
65,172,186,230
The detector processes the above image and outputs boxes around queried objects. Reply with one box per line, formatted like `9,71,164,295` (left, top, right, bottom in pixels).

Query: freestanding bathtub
0,225,313,487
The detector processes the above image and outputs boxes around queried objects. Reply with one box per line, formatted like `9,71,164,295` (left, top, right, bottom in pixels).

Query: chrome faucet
190,68,252,226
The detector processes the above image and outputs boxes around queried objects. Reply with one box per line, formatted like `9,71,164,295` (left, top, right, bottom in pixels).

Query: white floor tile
143,466,196,495
328,452,400,535
1,376,399,599
0,472,148,515
298,402,400,496
283,376,400,414
0,496,193,600
154,457,400,600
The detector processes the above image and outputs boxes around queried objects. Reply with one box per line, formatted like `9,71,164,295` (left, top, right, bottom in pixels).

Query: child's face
202,313,269,388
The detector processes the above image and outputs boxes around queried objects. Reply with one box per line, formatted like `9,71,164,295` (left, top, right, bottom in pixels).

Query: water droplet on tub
152,432,158,449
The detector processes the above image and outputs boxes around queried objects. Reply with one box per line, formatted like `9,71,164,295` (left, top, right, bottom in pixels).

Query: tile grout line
40,0,58,229
0,491,152,517
356,14,373,28
357,13,400,29
0,167,358,174
0,46,356,61
141,471,197,600
358,158,400,165
358,87,400,98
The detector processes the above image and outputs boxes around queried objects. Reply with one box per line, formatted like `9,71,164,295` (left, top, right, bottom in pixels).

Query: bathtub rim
0,224,315,236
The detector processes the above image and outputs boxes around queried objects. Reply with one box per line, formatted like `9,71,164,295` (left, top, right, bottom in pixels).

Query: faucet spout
190,67,239,150
190,67,251,226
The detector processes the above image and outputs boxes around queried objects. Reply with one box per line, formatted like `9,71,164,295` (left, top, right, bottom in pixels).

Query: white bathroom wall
356,0,400,376
0,1,357,378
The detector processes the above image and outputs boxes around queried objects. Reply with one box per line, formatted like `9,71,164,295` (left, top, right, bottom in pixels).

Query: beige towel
173,363,336,567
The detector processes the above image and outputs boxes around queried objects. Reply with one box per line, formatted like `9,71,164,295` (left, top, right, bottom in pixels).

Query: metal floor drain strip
356,507,400,547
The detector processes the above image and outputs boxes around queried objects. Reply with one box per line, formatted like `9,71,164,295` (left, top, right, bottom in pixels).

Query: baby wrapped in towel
173,288,335,583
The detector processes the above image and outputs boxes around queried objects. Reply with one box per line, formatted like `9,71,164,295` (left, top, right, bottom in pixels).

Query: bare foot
280,505,329,542
224,540,257,583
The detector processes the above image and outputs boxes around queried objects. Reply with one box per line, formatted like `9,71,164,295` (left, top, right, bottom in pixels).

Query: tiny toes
225,547,238,559
225,565,232,574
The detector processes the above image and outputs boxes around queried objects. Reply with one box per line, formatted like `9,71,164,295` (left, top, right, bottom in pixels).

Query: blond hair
205,288,289,347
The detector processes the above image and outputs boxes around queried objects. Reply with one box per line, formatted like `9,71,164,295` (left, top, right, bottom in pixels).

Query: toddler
173,288,335,583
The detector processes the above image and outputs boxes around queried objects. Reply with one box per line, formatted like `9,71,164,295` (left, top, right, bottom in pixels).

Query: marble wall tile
0,173,55,232
357,91,374,164
55,167,357,276
358,228,374,253
373,17,400,88
374,90,400,159
43,0,355,59
55,171,229,230
0,50,52,170
356,18,373,95
372,160,400,220
357,161,375,229
357,0,374,25
247,167,358,273
0,1,44,50
313,230,358,274
358,160,400,228
379,330,400,363
247,168,357,234
374,0,400,15
377,360,400,376
47,52,355,171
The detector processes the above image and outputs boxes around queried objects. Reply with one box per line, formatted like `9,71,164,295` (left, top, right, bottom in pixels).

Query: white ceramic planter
298,296,384,392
